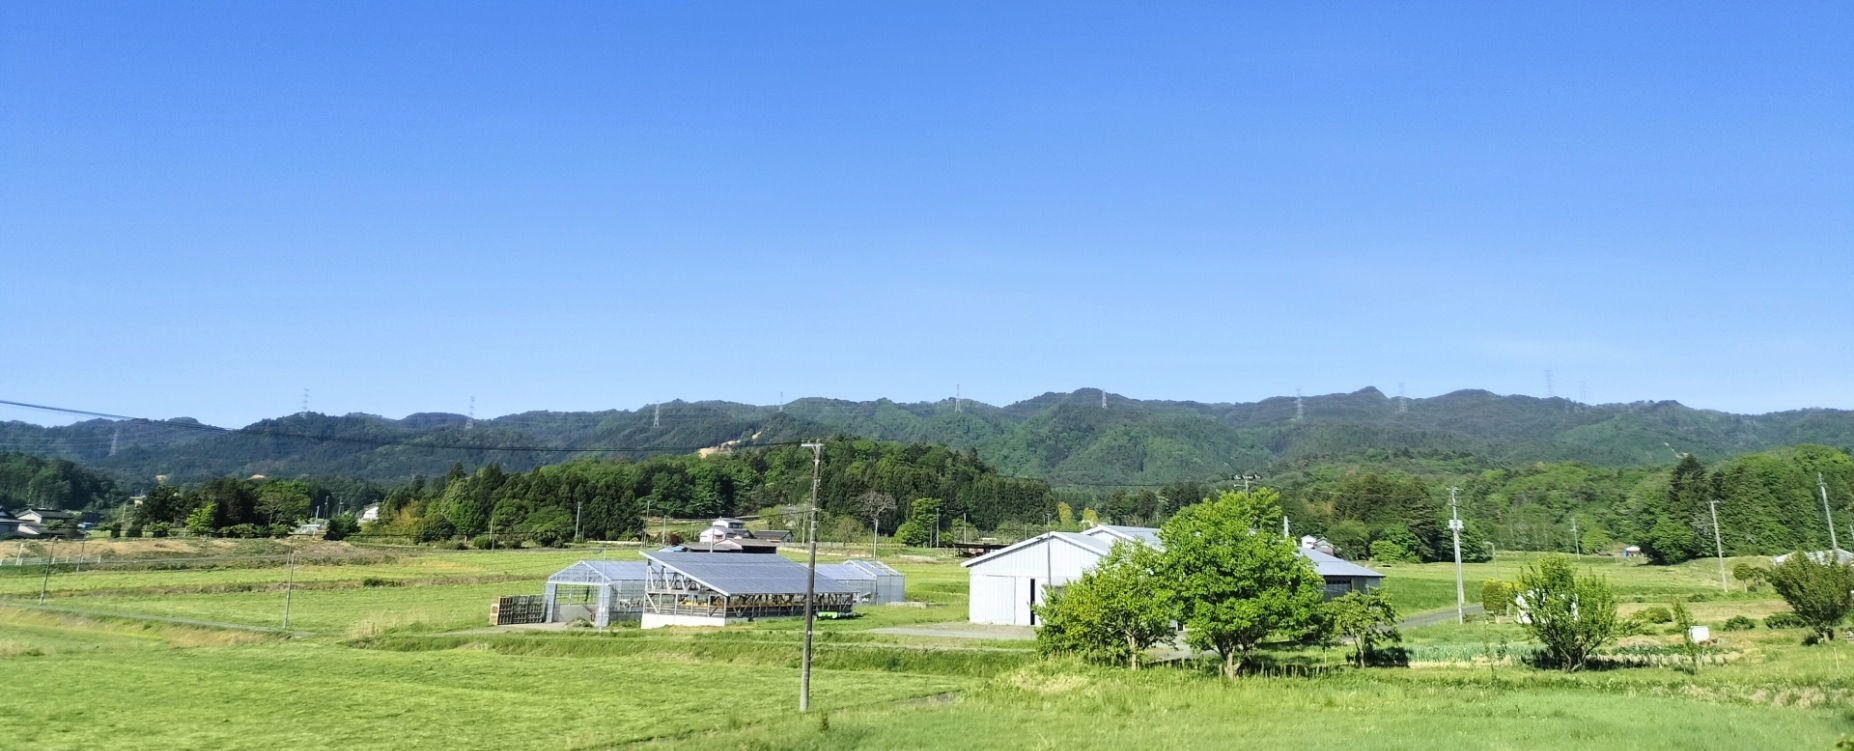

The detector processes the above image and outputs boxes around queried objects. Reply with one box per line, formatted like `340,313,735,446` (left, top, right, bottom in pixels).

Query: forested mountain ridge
3,387,1851,489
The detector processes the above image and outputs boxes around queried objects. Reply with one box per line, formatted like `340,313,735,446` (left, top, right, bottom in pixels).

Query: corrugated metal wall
965,537,1105,625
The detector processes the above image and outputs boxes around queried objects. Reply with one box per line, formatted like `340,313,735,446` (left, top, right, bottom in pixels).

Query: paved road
1398,604,1484,629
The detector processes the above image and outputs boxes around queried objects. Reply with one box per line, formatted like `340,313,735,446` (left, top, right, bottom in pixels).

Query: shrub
1034,541,1172,669
1481,580,1517,614
1518,554,1618,672
1637,606,1673,624
324,512,360,542
1370,540,1413,564
471,535,495,550
125,524,143,538
1721,616,1757,632
1765,552,1854,641
1765,612,1808,630
149,522,171,538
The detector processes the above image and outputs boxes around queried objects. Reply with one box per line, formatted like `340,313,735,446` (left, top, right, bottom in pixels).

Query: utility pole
1821,474,1840,553
282,545,296,629
38,540,53,604
1448,487,1464,625
798,441,824,713
1708,497,1727,592
575,500,583,543
1570,517,1581,558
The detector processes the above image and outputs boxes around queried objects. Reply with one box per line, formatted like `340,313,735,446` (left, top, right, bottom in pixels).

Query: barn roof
1302,548,1383,579
642,551,854,596
1084,524,1162,547
959,531,1114,568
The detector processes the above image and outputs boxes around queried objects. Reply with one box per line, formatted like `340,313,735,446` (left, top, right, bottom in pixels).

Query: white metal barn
962,532,1117,626
964,524,1386,626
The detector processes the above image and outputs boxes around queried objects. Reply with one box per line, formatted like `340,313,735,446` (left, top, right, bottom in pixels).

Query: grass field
2,539,1850,750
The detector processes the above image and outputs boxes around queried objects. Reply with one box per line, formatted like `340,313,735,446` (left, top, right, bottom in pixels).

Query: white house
962,524,1384,625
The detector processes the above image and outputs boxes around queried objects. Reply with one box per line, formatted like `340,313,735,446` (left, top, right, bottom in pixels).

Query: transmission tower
109,428,120,457
466,397,475,429
301,389,310,414
1546,370,1554,398
1294,389,1304,421
1100,389,1107,409
779,391,784,413
653,403,661,428
955,384,962,413
1398,383,1407,414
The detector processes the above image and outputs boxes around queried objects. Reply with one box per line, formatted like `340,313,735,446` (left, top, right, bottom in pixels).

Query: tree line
362,437,1056,546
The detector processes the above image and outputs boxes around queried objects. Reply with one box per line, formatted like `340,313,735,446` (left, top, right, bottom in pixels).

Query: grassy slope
3,541,1851,750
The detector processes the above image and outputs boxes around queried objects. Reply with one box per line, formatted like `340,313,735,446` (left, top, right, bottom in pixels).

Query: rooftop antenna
466,397,475,429
1398,383,1407,414
1294,389,1304,421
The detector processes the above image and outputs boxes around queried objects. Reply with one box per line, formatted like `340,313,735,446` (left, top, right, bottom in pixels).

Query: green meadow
2,540,1850,750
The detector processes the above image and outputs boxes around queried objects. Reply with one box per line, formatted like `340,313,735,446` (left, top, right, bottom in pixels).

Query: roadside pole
1449,487,1464,625
799,441,824,713
282,546,297,629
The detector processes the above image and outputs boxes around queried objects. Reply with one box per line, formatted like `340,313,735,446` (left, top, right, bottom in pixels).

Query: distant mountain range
4,388,1852,488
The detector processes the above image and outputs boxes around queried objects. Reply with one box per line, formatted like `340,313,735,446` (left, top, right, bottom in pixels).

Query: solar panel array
643,551,855,596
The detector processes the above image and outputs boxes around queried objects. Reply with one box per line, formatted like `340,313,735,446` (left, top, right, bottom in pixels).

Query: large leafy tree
1159,488,1326,678
1763,552,1854,642
1034,541,1173,669
1517,554,1618,671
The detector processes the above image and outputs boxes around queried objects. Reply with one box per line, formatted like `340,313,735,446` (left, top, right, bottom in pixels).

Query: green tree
1517,554,1618,671
1370,539,1413,563
1763,553,1854,642
1034,541,1172,669
893,498,942,546
1158,488,1326,678
186,503,217,537
1327,590,1400,667
256,480,312,526
323,512,360,541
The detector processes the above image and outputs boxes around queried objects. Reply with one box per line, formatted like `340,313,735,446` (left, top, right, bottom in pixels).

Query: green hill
3,387,1851,489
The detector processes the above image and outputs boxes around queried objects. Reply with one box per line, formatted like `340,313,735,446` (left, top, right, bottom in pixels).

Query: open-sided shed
817,559,906,604
544,560,648,628
641,551,855,628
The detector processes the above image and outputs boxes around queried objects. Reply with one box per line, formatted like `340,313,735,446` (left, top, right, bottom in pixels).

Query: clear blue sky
3,2,1850,428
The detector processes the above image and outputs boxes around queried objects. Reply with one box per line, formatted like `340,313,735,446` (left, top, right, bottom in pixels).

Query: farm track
0,600,313,637
10,572,540,600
